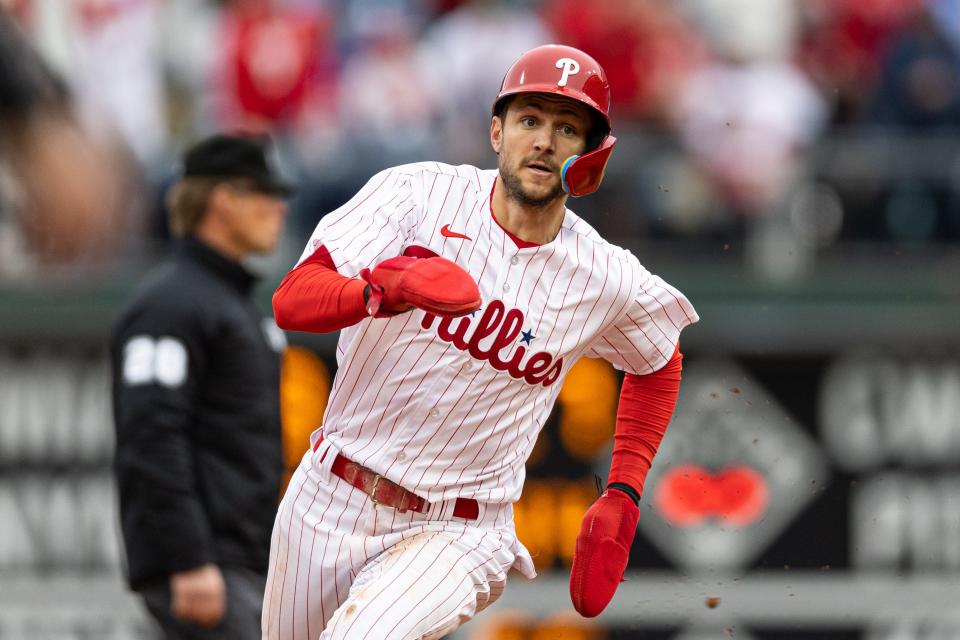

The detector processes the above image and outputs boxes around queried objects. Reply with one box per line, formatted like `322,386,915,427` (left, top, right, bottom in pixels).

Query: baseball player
264,44,698,639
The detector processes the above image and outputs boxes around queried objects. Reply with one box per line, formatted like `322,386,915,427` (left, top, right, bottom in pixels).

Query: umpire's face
217,182,288,256
491,93,590,208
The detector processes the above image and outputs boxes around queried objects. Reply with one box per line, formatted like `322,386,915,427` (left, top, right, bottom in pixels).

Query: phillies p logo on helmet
555,57,581,87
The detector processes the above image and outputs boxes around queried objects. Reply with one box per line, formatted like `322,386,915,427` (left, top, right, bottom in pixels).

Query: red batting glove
569,488,640,617
360,256,481,318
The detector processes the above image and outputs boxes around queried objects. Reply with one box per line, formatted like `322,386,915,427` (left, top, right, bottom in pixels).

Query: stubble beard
499,157,565,209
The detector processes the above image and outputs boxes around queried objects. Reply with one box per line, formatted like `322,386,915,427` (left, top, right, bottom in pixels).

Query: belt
313,438,479,520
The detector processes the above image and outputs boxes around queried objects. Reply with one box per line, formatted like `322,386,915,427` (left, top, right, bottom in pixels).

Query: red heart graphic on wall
654,464,768,527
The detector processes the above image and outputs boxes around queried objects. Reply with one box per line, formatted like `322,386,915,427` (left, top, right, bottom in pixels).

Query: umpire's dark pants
139,566,265,640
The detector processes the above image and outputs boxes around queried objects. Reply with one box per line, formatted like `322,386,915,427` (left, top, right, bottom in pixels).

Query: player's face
224,184,288,255
492,93,591,208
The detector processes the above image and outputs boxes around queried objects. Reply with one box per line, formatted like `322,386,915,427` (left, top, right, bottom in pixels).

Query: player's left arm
569,263,698,617
569,347,682,617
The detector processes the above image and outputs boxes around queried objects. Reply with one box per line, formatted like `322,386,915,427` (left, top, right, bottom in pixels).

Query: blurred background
1,0,959,638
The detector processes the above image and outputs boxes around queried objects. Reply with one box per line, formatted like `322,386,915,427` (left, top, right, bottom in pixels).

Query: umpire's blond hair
165,176,221,236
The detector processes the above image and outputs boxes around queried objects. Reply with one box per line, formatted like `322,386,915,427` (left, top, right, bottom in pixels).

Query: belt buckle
368,471,415,513
369,473,382,506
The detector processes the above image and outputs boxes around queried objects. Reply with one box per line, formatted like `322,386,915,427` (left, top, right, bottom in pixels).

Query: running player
264,44,698,639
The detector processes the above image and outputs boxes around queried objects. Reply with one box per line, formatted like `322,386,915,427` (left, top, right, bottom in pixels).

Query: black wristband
363,284,370,304
607,482,641,506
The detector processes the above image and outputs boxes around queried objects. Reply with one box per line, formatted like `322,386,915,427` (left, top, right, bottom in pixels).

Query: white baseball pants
262,441,534,640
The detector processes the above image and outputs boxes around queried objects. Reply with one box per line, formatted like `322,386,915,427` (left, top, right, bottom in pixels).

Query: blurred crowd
1,0,959,278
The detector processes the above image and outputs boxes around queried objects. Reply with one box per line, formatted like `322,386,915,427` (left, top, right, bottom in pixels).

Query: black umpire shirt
111,235,283,590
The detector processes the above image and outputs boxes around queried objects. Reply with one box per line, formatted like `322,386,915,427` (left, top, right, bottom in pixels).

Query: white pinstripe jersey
297,161,699,505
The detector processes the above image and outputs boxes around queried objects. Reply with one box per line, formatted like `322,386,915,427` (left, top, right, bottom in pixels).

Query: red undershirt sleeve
608,346,683,496
272,245,369,333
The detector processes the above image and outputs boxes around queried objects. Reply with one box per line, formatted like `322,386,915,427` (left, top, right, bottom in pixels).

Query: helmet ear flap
561,136,616,197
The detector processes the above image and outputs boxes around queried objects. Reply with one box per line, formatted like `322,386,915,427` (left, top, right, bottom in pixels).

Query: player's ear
490,116,503,154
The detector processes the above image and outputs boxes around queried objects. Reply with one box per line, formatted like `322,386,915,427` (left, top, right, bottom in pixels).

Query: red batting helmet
493,44,616,197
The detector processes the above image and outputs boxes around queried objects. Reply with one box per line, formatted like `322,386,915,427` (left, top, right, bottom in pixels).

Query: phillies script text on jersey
422,300,563,387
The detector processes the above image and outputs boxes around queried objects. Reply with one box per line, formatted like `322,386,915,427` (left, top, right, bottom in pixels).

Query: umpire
111,134,289,639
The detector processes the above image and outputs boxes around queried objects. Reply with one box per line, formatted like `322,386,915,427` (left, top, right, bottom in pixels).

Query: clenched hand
569,488,640,617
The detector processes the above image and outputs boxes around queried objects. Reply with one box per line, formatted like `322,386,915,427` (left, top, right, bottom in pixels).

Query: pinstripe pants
262,445,532,640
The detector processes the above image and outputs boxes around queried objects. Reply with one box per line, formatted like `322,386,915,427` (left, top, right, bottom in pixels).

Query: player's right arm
273,168,414,332
273,167,479,332
272,245,369,332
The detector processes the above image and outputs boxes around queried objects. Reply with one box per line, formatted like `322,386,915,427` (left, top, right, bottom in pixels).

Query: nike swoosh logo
440,224,472,241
